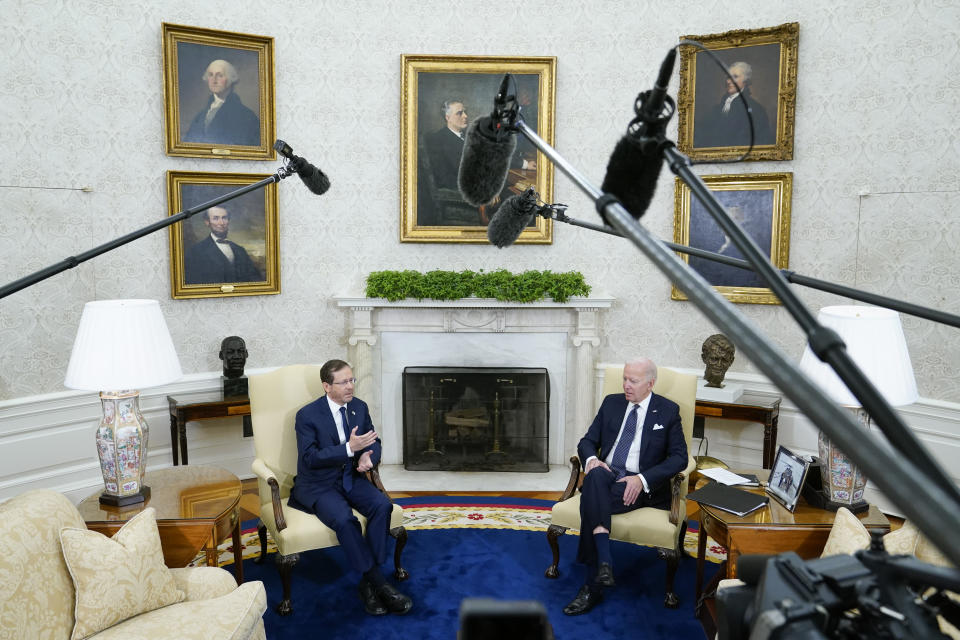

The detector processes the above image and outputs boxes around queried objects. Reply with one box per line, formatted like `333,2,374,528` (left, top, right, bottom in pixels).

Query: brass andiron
487,392,505,456
422,390,443,456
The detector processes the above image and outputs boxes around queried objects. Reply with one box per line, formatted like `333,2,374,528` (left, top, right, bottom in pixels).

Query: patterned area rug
190,496,727,568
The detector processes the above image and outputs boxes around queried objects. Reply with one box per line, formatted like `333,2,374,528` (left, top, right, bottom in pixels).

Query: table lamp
65,299,182,506
797,305,918,512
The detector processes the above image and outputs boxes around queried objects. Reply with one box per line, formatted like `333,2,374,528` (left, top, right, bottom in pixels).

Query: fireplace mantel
335,296,613,465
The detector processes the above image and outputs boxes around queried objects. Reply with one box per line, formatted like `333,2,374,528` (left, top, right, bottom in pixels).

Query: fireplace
402,366,549,472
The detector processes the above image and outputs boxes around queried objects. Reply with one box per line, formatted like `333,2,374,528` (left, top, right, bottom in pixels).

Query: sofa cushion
60,507,184,639
91,581,267,640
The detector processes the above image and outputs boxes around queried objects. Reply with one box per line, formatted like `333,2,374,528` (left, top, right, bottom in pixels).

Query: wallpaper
1,0,958,403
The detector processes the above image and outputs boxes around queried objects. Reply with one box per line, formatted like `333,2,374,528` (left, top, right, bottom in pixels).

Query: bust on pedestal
697,334,743,403
219,336,248,397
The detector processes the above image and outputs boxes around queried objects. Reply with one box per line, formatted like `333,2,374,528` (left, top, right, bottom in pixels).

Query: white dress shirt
326,396,353,456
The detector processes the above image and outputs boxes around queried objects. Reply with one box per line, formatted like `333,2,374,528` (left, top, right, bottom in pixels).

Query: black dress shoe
595,562,615,586
563,585,603,616
359,580,388,616
376,583,413,615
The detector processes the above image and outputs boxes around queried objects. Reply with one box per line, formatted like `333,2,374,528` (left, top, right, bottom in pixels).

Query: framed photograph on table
166,171,279,299
400,54,556,243
676,22,799,162
162,23,276,160
672,172,792,305
766,445,811,512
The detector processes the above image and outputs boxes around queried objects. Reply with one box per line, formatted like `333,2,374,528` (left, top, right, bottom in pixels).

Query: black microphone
273,139,331,195
458,116,518,207
486,188,539,248
599,48,676,222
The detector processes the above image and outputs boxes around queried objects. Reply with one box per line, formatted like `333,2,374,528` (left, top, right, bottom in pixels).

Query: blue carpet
231,519,716,639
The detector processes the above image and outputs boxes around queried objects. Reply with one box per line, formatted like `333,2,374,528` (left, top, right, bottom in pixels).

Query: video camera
716,531,960,639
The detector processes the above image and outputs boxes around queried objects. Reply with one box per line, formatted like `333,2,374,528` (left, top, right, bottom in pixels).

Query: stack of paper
698,467,761,487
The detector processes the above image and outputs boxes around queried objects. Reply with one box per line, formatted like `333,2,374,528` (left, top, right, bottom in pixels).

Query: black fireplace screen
402,366,549,472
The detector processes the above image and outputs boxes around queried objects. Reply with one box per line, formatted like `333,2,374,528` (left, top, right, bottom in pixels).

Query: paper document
698,467,759,486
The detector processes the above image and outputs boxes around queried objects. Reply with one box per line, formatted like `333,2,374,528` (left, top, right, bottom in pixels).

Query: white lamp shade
798,305,918,407
65,299,182,391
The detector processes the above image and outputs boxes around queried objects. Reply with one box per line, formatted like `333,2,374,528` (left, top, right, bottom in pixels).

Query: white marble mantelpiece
335,296,614,465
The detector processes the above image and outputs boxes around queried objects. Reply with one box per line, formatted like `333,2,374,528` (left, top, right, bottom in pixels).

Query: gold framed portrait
673,172,793,305
400,54,556,243
162,23,276,160
677,22,799,162
167,171,280,299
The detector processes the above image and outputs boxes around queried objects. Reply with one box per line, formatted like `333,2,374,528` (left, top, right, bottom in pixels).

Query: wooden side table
693,471,889,632
167,394,251,466
78,465,244,584
695,393,781,468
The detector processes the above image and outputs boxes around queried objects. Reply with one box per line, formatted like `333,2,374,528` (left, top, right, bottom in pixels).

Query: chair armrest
365,465,391,501
252,458,287,532
668,455,696,525
558,456,582,502
169,566,238,601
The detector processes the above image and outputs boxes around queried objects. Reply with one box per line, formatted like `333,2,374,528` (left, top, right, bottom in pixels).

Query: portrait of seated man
184,59,260,147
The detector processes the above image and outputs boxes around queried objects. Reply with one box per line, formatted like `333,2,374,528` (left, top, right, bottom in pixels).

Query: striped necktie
610,404,639,479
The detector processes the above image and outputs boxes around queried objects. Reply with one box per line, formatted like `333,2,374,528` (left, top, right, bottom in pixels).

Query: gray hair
203,59,239,85
624,357,657,382
442,99,465,117
728,61,753,82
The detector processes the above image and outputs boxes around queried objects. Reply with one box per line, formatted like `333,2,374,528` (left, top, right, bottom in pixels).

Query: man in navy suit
287,359,413,616
563,357,688,616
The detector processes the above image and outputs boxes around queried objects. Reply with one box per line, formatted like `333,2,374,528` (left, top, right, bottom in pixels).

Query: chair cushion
551,494,681,550
260,498,405,556
91,581,267,640
60,507,184,640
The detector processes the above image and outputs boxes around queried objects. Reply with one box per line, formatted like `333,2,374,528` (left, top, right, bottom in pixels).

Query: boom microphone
458,117,518,206
273,139,331,195
599,48,676,222
486,188,538,248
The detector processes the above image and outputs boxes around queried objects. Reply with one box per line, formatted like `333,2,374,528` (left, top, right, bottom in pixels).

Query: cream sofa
0,489,267,639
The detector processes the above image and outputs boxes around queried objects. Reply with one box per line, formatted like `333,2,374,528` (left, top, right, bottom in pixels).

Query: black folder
687,480,768,517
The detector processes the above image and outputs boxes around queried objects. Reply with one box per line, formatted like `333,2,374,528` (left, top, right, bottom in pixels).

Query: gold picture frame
167,171,280,299
162,23,276,160
677,22,799,162
400,54,556,243
673,172,792,305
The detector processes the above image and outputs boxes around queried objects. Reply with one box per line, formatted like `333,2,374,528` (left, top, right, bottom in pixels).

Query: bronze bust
701,334,735,388
219,336,248,380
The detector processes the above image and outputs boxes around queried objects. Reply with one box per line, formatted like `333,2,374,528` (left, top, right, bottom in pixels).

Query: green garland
365,269,591,303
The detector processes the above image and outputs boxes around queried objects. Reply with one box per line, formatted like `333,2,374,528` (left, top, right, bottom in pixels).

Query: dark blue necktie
340,406,353,492
610,404,639,479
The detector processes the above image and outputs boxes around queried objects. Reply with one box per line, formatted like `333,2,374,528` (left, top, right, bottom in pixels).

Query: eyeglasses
331,378,357,386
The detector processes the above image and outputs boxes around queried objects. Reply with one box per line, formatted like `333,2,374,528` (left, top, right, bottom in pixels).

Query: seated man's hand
617,474,644,506
348,426,378,452
584,458,611,475
357,450,374,473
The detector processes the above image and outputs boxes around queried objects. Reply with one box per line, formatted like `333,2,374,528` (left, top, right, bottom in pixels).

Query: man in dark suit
183,206,263,285
696,61,774,149
184,59,260,146
563,357,688,616
287,359,413,616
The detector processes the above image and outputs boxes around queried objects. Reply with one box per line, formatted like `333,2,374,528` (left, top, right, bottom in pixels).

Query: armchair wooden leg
660,520,687,609
390,525,410,581
274,552,299,616
254,523,268,564
545,524,567,578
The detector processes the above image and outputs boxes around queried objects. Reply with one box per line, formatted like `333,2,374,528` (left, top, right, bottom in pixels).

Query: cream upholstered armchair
545,365,697,608
0,489,266,639
249,364,408,616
